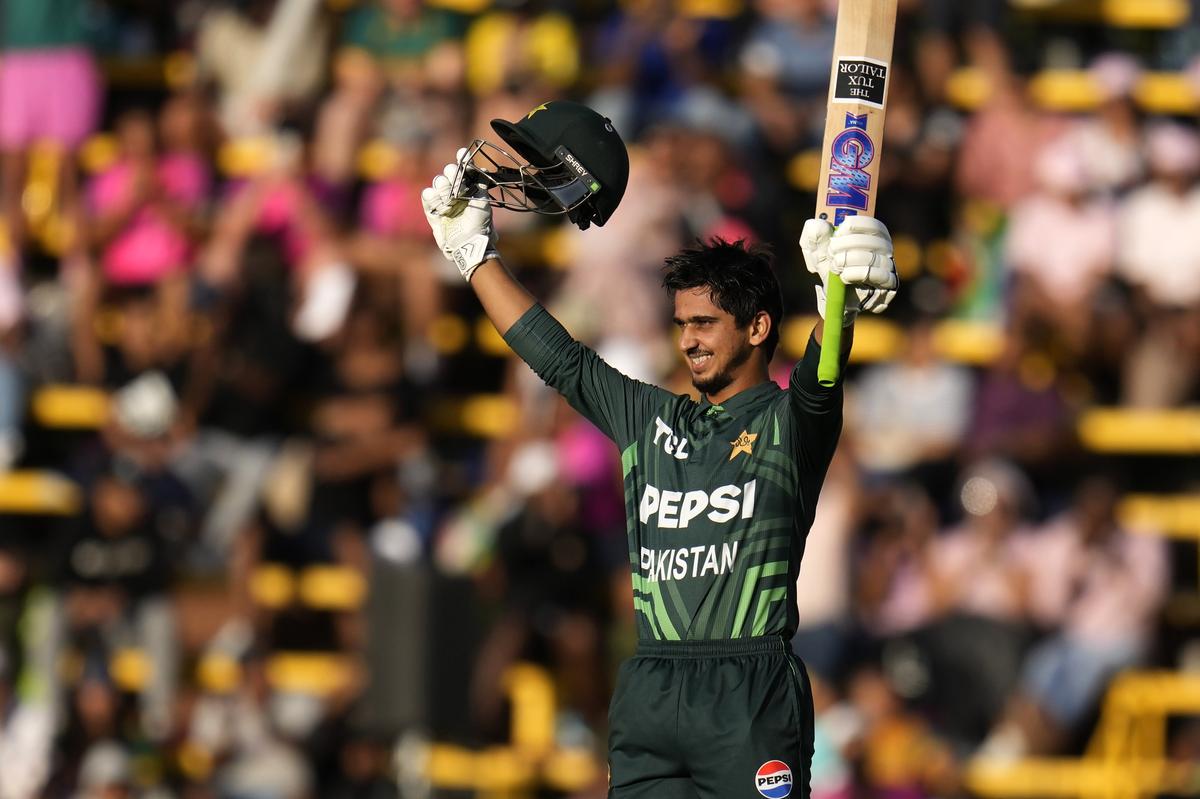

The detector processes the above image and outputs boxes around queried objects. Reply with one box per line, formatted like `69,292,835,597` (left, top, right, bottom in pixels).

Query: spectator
1116,121,1200,313
1116,122,1200,407
312,0,464,185
736,0,836,153
912,459,1037,747
966,330,1071,479
984,477,1168,755
57,461,178,740
86,109,200,289
849,317,973,495
195,0,329,138
1006,136,1117,354
0,0,102,255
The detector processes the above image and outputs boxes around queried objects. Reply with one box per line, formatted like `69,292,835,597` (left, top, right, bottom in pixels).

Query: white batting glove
800,215,898,322
421,150,498,282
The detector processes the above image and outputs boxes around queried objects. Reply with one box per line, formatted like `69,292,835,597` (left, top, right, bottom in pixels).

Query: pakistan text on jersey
638,479,757,529
639,542,739,583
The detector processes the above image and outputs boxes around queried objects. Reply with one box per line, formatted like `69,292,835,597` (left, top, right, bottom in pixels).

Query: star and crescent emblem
729,430,757,461
526,103,550,119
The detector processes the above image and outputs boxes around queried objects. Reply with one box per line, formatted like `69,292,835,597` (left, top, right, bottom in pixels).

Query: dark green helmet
458,101,629,230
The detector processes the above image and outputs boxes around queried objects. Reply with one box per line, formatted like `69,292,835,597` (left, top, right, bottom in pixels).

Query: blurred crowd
1,0,1199,797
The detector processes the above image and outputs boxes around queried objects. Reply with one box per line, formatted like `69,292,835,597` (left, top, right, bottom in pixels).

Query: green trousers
608,636,813,799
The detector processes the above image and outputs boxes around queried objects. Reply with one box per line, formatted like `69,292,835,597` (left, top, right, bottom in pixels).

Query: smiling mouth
687,352,712,370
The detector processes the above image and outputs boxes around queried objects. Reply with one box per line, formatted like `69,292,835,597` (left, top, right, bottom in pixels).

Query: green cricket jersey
503,305,844,642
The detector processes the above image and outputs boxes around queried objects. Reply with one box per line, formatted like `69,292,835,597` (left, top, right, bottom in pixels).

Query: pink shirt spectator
1019,515,1166,647
1005,195,1115,305
360,178,426,238
932,524,1032,622
88,155,210,285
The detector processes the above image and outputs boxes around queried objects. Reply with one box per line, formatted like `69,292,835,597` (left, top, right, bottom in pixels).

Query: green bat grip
817,274,846,387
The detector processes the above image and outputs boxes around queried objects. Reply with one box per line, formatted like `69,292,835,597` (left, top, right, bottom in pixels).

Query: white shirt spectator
1116,183,1200,308
1006,137,1116,305
851,357,973,473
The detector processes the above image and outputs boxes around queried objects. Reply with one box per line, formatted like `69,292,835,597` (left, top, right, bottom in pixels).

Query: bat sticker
831,57,889,108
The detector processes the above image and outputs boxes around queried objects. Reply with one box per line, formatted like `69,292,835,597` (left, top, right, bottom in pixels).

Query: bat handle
817,274,846,387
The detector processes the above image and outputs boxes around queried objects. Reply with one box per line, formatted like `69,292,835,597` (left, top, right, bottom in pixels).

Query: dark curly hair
661,238,784,361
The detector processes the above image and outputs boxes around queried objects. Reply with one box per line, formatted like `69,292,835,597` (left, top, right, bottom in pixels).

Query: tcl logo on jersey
652,417,689,460
638,480,757,528
755,760,792,798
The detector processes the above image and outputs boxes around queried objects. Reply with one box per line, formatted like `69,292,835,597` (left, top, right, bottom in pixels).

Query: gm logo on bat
826,112,875,225
754,760,792,798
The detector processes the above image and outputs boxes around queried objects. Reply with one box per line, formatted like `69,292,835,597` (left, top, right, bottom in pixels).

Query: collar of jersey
699,379,778,417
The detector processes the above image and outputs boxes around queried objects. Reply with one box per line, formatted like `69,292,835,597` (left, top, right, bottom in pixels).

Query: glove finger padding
800,218,834,278
835,250,899,290
829,231,891,256
857,287,895,314
832,214,891,243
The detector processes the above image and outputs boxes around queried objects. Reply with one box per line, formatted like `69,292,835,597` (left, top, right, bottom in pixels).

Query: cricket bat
815,0,898,387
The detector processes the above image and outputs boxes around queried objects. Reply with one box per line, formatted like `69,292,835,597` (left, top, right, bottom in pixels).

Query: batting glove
421,150,498,282
800,215,899,322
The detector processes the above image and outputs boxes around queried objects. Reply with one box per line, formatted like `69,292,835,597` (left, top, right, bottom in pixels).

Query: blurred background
1,0,1199,797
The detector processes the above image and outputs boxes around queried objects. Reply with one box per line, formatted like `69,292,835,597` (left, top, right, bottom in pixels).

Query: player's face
673,287,755,397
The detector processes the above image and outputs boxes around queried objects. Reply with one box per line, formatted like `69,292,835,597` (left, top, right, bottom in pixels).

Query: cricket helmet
456,100,629,230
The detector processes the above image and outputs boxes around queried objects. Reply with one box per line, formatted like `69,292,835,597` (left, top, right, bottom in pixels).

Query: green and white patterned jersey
504,305,844,641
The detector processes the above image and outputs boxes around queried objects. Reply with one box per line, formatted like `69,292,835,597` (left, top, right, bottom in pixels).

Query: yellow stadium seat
1120,495,1200,537
1029,70,1105,112
196,653,242,694
0,470,82,515
427,0,491,12
357,138,401,181
540,226,578,270
176,741,215,780
787,149,822,192
542,748,603,792
459,394,520,439
217,137,276,178
465,12,580,97
677,0,743,18
31,385,110,429
1102,0,1190,28
163,51,197,89
932,320,1005,365
297,565,367,611
426,744,483,789
945,67,994,111
475,317,511,356
265,652,354,697
504,664,555,755
423,663,603,792
891,235,923,279
968,671,1200,799
1078,408,1200,454
1133,72,1198,115
110,648,152,691
79,134,119,174
427,314,471,355
847,316,905,363
249,564,295,609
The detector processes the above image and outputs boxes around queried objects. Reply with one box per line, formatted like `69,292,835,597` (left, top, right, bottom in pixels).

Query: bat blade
815,0,898,387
